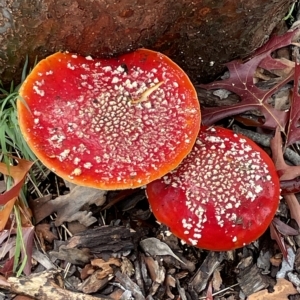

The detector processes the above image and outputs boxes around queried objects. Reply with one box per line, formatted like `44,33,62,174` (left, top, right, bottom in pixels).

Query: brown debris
236,257,269,296
115,270,145,300
248,278,298,300
50,245,91,266
78,271,112,294
5,270,108,300
35,223,58,248
30,186,107,226
67,225,134,254
144,256,165,296
295,248,300,273
188,251,225,294
91,258,121,279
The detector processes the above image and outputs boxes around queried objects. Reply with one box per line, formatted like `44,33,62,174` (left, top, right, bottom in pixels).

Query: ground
1,6,300,300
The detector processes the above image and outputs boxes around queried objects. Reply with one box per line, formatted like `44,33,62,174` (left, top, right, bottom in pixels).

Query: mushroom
146,126,280,251
17,49,200,189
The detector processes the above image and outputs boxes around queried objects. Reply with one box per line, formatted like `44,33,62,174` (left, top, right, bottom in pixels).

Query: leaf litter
4,23,300,300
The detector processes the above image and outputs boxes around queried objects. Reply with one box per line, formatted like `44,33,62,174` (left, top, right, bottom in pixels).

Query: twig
198,283,240,299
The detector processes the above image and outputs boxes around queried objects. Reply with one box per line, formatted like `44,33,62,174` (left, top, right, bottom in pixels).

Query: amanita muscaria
146,126,280,251
17,49,200,189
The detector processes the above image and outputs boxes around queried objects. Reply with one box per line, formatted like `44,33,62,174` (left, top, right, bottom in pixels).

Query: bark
0,0,294,85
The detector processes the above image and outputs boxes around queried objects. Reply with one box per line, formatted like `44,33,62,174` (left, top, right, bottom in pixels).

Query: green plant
0,58,37,166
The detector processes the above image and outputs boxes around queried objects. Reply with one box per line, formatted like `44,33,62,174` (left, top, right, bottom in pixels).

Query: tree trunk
0,0,294,85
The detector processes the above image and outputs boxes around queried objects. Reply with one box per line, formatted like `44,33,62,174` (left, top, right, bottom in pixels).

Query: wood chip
188,251,224,293
248,278,298,300
7,270,108,300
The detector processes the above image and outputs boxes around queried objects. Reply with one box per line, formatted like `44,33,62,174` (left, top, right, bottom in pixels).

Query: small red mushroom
146,126,280,251
17,49,200,189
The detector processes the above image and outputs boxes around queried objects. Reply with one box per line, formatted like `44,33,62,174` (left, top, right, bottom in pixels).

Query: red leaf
284,194,300,228
0,157,34,206
21,226,35,276
199,29,300,129
255,30,298,71
272,217,299,236
0,157,34,231
280,178,300,194
286,61,300,146
270,127,300,181
270,222,288,259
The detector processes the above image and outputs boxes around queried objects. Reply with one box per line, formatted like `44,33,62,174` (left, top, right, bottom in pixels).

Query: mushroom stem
130,81,164,104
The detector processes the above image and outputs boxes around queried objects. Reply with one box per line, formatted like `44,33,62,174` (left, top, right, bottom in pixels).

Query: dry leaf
165,274,176,299
200,29,300,129
30,186,107,226
144,256,165,284
140,237,185,264
283,194,300,228
247,278,298,300
270,127,300,181
0,158,34,230
272,217,299,236
80,264,94,280
50,245,91,265
35,223,58,246
270,222,288,259
91,258,121,280
0,226,34,276
212,268,223,291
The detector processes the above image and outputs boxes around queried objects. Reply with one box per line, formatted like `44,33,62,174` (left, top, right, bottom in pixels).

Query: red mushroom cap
17,49,200,189
146,126,280,251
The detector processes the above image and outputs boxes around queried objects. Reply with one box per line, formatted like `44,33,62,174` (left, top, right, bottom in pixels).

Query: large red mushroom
146,126,280,251
17,49,200,189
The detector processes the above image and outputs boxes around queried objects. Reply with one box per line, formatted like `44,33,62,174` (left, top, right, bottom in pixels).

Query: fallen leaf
165,274,176,299
144,256,165,284
91,257,121,280
0,226,34,276
212,268,222,291
270,127,300,181
0,157,34,230
80,264,94,280
20,226,35,276
272,217,299,236
35,223,58,246
30,185,107,226
140,237,185,264
286,60,300,146
248,278,298,300
254,30,299,70
199,29,300,129
50,245,91,265
270,222,288,259
0,158,34,206
283,194,300,228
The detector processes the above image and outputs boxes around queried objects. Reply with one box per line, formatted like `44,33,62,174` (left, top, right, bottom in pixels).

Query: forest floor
2,8,300,300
